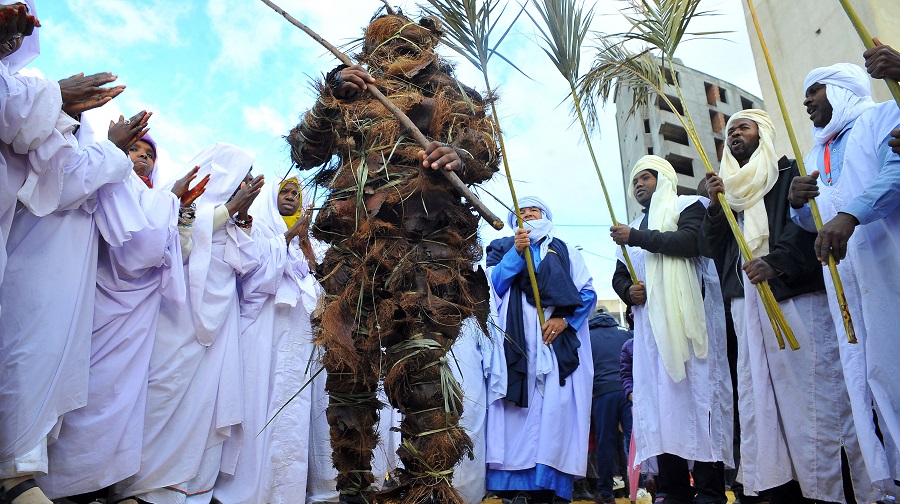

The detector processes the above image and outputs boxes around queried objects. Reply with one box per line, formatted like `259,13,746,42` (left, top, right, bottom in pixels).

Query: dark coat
698,157,824,302
588,312,632,397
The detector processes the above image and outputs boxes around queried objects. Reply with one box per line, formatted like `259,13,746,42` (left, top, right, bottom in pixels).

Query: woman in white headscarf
111,144,264,504
213,175,320,504
37,137,213,501
611,155,732,504
0,4,152,503
484,196,596,504
791,63,900,498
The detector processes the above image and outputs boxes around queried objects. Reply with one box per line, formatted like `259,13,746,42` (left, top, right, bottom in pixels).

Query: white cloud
54,0,187,46
242,103,293,137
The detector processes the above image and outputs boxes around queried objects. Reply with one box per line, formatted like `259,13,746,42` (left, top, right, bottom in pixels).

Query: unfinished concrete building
614,60,764,221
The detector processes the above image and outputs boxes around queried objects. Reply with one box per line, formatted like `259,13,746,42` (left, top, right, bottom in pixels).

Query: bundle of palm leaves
579,0,798,350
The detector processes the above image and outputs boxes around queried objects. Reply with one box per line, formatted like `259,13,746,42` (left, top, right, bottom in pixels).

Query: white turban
803,63,875,145
508,196,555,260
629,156,707,382
719,109,779,256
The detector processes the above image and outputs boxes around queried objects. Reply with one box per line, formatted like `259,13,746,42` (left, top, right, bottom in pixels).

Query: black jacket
612,200,706,305
698,157,824,301
588,313,632,397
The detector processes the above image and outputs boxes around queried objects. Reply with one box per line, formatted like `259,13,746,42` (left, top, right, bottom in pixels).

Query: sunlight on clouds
54,0,186,46
242,103,292,137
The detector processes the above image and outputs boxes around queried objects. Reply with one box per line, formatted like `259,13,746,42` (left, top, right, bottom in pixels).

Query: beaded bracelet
178,203,196,229
234,215,253,229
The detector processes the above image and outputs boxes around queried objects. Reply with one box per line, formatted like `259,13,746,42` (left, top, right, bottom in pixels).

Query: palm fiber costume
287,11,498,504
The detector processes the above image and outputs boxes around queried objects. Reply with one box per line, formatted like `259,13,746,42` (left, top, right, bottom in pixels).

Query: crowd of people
1,2,900,504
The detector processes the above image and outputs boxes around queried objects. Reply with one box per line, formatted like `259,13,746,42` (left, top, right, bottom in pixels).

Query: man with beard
700,109,873,503
789,63,900,500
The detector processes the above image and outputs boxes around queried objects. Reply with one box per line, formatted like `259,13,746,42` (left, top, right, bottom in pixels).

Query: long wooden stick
837,0,900,106
746,0,856,344
260,0,504,230
569,84,639,284
480,70,547,327
666,64,799,350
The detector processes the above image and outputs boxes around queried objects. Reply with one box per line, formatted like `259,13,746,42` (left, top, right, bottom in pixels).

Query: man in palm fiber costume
287,9,499,504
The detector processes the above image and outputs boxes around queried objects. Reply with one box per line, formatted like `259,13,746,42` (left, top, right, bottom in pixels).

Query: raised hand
863,38,900,81
0,4,38,47
225,174,264,217
513,227,531,253
108,111,151,153
171,167,210,207
609,224,632,246
705,172,725,209
59,72,125,116
285,203,313,244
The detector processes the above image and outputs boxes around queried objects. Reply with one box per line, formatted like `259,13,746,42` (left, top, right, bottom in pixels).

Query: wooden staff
837,0,900,106
746,0,857,343
259,0,504,230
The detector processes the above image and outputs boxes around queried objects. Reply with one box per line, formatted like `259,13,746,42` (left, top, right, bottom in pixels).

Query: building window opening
661,122,690,146
705,82,718,106
709,109,725,134
644,119,651,133
666,153,694,177
657,94,684,115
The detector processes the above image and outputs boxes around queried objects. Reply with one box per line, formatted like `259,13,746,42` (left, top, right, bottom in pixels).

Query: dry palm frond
745,0,856,344
422,0,548,325
529,0,638,283
580,0,798,350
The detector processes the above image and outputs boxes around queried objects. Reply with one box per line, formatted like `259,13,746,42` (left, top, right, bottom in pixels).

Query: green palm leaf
579,0,798,350
421,0,547,325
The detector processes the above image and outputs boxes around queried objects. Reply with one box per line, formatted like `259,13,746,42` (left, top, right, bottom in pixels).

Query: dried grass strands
580,0,798,350
422,0,548,326
528,0,639,284
836,0,900,106
258,0,504,230
745,0,856,344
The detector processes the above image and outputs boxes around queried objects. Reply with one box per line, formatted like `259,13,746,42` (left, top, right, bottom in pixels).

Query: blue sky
31,0,761,300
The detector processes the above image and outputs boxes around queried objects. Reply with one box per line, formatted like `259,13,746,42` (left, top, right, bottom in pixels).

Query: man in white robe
37,136,210,500
213,176,319,504
789,63,900,499
110,144,264,504
700,110,874,503
610,156,733,504
484,197,596,504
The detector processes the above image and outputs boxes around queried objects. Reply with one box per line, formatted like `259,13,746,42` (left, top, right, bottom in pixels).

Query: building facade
615,60,764,222
741,0,899,157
